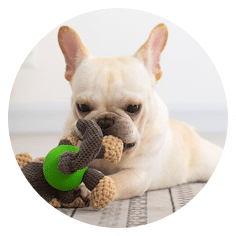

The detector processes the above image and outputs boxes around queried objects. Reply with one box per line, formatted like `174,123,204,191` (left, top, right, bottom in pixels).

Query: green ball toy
43,145,88,191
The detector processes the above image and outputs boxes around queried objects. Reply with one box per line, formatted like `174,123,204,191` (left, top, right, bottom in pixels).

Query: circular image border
1,0,236,235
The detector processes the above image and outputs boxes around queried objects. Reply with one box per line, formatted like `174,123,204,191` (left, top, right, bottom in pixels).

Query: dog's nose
97,118,114,131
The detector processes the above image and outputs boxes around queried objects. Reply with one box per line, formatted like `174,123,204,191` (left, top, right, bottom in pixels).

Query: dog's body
58,24,222,201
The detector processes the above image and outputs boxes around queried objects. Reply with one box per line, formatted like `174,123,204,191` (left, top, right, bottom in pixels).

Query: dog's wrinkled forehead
70,56,152,98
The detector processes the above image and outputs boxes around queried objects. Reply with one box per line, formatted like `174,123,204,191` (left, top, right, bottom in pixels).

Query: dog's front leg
109,169,150,201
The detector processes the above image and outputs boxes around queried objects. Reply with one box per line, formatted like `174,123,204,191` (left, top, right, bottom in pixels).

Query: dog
57,23,222,202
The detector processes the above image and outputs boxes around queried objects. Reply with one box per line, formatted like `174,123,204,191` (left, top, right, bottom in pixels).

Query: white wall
9,9,227,133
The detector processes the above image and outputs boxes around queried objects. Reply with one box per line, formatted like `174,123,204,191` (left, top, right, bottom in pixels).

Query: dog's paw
90,176,116,210
77,183,91,206
103,136,123,164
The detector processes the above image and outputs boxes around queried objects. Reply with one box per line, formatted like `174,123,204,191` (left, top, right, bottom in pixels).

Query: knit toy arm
96,136,123,164
58,119,124,175
58,119,103,175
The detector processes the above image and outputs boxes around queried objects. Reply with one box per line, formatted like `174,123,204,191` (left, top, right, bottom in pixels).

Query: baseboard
8,101,228,134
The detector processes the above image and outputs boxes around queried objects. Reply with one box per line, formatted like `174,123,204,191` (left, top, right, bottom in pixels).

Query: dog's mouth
99,123,136,152
123,142,136,152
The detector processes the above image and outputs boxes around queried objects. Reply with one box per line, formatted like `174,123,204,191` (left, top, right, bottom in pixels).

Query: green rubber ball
43,145,88,191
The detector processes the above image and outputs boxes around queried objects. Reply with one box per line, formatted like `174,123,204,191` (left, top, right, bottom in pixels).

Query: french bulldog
58,23,222,202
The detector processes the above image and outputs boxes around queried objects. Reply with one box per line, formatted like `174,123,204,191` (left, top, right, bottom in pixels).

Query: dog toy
43,145,86,191
16,119,123,210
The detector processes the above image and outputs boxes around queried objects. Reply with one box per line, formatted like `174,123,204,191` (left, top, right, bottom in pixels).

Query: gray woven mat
57,182,206,228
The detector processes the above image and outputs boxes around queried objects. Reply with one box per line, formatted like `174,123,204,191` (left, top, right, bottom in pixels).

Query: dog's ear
134,23,168,83
58,26,91,82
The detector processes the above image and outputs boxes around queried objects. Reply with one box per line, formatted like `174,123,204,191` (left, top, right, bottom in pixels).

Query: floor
57,182,206,227
10,132,226,227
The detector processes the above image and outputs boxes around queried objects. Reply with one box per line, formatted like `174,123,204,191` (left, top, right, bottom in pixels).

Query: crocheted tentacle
82,168,105,191
56,186,90,206
15,153,33,169
22,162,57,203
60,197,87,208
57,119,123,179
95,136,123,164
102,136,123,164
90,176,116,210
83,168,116,210
58,119,103,174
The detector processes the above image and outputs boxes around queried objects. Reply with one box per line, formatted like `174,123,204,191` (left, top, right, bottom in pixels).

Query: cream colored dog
58,24,222,202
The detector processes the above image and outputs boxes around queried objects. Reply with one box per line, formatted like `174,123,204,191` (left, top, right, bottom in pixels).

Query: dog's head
58,24,168,156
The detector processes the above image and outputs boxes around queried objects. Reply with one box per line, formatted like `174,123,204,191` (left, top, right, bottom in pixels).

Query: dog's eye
126,104,141,114
76,104,90,113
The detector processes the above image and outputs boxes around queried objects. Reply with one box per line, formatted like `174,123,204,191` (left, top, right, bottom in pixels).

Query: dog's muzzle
95,117,136,152
97,118,114,133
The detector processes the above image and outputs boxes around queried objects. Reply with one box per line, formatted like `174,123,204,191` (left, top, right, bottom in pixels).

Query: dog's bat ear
58,26,91,82
134,23,168,83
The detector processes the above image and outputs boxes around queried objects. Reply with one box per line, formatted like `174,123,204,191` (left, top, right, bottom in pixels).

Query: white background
8,8,227,134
